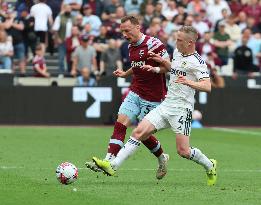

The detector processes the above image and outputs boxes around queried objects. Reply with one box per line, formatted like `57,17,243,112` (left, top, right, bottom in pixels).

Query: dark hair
121,15,139,25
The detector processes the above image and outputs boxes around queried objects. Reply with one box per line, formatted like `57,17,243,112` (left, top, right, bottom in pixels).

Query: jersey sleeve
147,37,169,59
194,63,210,81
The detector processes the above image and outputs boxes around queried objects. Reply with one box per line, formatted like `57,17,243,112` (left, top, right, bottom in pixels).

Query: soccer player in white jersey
93,26,217,186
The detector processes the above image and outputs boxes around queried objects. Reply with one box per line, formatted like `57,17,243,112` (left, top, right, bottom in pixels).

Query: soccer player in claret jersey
86,15,170,179
93,26,217,186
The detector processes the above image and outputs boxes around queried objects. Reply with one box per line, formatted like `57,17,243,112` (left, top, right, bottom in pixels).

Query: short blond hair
179,26,199,42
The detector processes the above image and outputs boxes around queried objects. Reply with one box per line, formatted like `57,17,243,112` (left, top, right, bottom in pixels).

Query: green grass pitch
0,126,261,205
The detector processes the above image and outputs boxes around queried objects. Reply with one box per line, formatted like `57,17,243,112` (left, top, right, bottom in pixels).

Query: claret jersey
128,34,169,102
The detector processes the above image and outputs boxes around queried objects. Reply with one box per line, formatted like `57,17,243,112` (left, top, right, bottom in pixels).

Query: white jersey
161,49,209,113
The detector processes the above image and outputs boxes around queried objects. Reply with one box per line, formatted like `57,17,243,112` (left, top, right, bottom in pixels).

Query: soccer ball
56,162,78,185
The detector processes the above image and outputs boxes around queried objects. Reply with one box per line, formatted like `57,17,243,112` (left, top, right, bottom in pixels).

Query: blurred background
0,0,260,126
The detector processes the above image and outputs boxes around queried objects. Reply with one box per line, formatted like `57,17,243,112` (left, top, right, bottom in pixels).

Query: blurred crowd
0,0,260,86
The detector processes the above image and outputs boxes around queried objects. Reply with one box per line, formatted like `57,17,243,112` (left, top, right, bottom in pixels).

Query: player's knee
177,147,190,159
132,127,145,140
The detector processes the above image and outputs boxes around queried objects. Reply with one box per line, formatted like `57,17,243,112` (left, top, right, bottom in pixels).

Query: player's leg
104,91,140,161
93,118,156,176
171,109,217,185
139,100,169,179
86,91,139,172
92,106,169,175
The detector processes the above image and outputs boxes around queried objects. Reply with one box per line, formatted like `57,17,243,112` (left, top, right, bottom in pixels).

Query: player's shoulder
146,35,164,46
189,52,206,66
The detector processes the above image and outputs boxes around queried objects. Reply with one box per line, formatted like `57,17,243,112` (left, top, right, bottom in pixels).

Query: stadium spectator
192,13,209,37
242,0,261,25
71,34,97,77
101,0,122,21
53,4,74,72
76,67,97,86
15,0,34,18
184,15,194,26
46,0,63,19
233,36,259,79
238,28,261,69
74,14,84,32
32,44,50,78
62,0,82,16
214,8,229,32
93,26,108,68
82,0,103,17
236,11,247,31
246,16,260,34
20,8,36,60
206,0,231,26
224,14,241,51
162,0,177,21
187,0,206,15
66,25,81,73
206,53,225,88
99,38,122,76
213,22,232,66
82,4,102,37
4,10,26,74
119,39,130,71
115,6,126,24
142,3,155,30
154,2,166,21
196,31,221,65
124,0,142,15
0,29,13,70
228,0,244,15
199,9,212,29
102,13,121,40
30,0,53,53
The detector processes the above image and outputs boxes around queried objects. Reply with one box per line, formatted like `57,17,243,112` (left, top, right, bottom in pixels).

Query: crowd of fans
0,0,260,87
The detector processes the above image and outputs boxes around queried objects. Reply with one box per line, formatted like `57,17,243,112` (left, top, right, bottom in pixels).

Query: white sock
111,136,140,170
104,153,115,162
158,154,166,164
189,147,213,171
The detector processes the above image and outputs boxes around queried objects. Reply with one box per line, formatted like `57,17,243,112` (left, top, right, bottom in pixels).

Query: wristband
154,67,160,73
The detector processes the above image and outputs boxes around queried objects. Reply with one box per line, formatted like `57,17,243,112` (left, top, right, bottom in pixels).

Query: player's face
176,31,192,54
120,20,140,43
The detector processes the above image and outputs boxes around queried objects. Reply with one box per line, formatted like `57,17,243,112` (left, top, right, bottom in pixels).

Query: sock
105,122,127,161
142,135,163,158
189,147,213,171
111,136,140,170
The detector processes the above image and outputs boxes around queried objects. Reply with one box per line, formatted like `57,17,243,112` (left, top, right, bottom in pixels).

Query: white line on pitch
1,166,261,172
211,127,261,136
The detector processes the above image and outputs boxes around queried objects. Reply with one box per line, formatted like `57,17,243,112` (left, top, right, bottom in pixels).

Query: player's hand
175,75,190,85
147,51,163,63
141,65,155,72
113,68,126,78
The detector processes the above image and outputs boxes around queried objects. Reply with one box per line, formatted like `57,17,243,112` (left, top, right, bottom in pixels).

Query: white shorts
144,105,193,136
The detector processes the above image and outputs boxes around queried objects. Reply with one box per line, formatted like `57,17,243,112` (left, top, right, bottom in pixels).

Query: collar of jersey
132,34,146,47
181,51,197,57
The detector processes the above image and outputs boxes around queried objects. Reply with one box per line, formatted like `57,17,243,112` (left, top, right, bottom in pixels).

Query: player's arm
142,51,171,73
175,76,211,93
113,67,133,78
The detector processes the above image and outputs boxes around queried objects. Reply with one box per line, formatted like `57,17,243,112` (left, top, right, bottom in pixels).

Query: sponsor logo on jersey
139,50,144,58
170,68,187,76
131,61,145,68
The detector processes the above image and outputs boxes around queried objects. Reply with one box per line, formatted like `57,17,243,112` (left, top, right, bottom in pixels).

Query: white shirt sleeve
52,16,61,31
194,64,210,81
